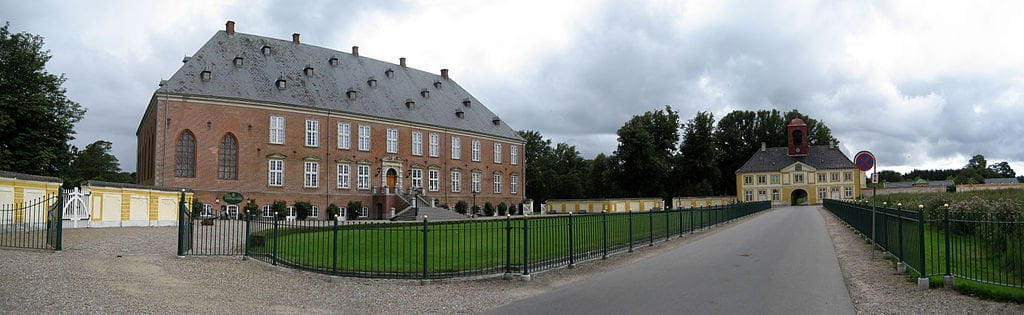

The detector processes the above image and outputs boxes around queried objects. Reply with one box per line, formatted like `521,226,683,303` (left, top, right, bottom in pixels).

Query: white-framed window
493,173,502,194
428,169,440,192
411,168,423,188
201,204,213,217
305,119,319,147
510,145,518,165
412,132,423,156
843,172,852,182
451,136,461,160
358,125,371,151
511,174,518,194
288,206,296,218
744,176,753,185
428,133,440,157
471,140,480,161
472,172,481,193
338,122,350,149
831,172,840,182
831,187,840,198
337,164,350,189
494,143,502,163
744,190,753,201
451,170,461,192
757,175,766,185
269,115,285,144
844,187,853,198
359,206,368,218
262,205,273,217
225,205,239,219
818,187,828,200
772,189,780,201
794,174,805,183
304,161,319,188
339,206,347,219
757,190,767,201
386,128,398,153
308,205,319,218
818,173,827,183
357,165,370,189
770,175,779,184
268,159,283,187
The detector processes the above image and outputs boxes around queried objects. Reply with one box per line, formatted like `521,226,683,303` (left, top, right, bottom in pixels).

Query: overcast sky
4,0,1023,174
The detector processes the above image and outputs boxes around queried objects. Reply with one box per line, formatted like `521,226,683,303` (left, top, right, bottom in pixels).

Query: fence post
664,208,669,241
896,203,905,273
332,216,339,275
177,190,185,257
244,214,252,258
422,216,429,283
678,208,683,237
272,214,279,266
628,210,634,252
568,212,576,268
522,213,531,280
943,203,953,288
648,210,654,246
917,204,928,289
602,210,608,259
55,192,63,251
505,213,512,275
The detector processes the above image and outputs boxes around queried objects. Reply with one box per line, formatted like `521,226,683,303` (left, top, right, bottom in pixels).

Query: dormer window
276,79,287,90
346,89,357,99
405,99,416,109
261,45,271,56
463,98,472,107
492,117,501,125
233,56,243,67
420,89,429,98
455,109,464,119
367,77,377,88
304,66,314,76
200,70,212,82
329,57,338,66
385,68,394,79
433,81,442,89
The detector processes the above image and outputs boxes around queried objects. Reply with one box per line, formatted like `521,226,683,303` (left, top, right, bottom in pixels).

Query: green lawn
248,207,755,276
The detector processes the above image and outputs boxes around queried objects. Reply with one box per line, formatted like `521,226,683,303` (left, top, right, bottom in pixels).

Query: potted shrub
497,202,508,216
272,200,288,219
454,201,468,214
293,201,313,220
244,199,259,219
483,202,495,216
346,201,363,220
327,203,341,220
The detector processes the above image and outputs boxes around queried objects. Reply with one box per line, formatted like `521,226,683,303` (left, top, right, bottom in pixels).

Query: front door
386,169,397,192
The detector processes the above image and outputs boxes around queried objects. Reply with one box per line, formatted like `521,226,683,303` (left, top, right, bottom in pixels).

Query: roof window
455,109,465,119
233,56,243,67
261,45,271,56
304,66,314,76
420,89,429,98
433,81,442,89
276,78,287,90
463,98,472,107
367,77,377,88
346,89,357,100
405,99,416,109
200,70,212,82
385,68,394,79
492,117,501,126
182,56,191,63
329,57,339,67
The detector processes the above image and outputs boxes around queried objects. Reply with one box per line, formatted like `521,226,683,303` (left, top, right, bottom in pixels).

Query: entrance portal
791,189,808,206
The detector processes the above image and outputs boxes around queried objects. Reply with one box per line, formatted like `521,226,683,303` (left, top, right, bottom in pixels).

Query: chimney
225,21,235,35
760,142,766,152
400,57,406,68
292,33,300,44
829,141,835,149
351,46,359,57
441,69,449,80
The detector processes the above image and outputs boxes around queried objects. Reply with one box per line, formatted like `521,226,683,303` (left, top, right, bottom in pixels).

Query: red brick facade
137,96,525,219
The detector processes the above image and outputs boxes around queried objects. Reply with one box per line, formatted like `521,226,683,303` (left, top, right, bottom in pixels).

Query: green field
247,207,758,276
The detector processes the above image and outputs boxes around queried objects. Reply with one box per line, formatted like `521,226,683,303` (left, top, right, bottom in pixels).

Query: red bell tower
788,118,808,156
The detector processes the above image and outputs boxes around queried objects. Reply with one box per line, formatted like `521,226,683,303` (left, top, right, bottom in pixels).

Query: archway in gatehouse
791,189,809,206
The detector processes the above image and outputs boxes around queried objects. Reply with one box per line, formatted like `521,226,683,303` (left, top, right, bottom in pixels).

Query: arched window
218,134,238,180
792,130,803,146
175,130,196,177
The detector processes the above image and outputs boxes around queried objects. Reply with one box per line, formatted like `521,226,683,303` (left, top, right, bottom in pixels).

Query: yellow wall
671,196,737,208
0,172,192,227
737,168,861,205
546,198,664,213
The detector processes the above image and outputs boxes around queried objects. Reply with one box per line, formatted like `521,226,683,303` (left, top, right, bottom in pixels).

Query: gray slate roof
883,180,953,188
736,146,855,173
158,31,522,141
0,170,62,183
984,178,1020,184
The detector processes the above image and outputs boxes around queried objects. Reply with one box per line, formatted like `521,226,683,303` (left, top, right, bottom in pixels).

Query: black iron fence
0,193,62,251
179,197,771,279
824,199,1023,289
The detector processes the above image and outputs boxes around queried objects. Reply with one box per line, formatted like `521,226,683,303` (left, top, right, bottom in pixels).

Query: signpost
855,151,877,252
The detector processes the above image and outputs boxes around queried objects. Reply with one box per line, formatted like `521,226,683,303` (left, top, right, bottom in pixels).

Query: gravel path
819,207,1024,314
0,213,766,314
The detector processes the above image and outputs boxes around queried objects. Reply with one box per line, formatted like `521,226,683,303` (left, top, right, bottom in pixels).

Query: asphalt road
486,206,856,315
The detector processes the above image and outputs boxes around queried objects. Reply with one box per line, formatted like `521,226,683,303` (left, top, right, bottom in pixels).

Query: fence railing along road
177,193,771,280
824,199,1023,289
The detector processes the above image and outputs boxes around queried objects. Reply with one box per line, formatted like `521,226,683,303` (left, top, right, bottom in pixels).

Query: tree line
521,107,838,209
876,154,1020,185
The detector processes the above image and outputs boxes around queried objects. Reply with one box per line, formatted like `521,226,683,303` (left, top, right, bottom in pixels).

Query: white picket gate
61,187,90,221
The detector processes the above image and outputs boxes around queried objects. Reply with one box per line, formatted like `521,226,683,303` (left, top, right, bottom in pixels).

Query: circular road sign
854,151,875,171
